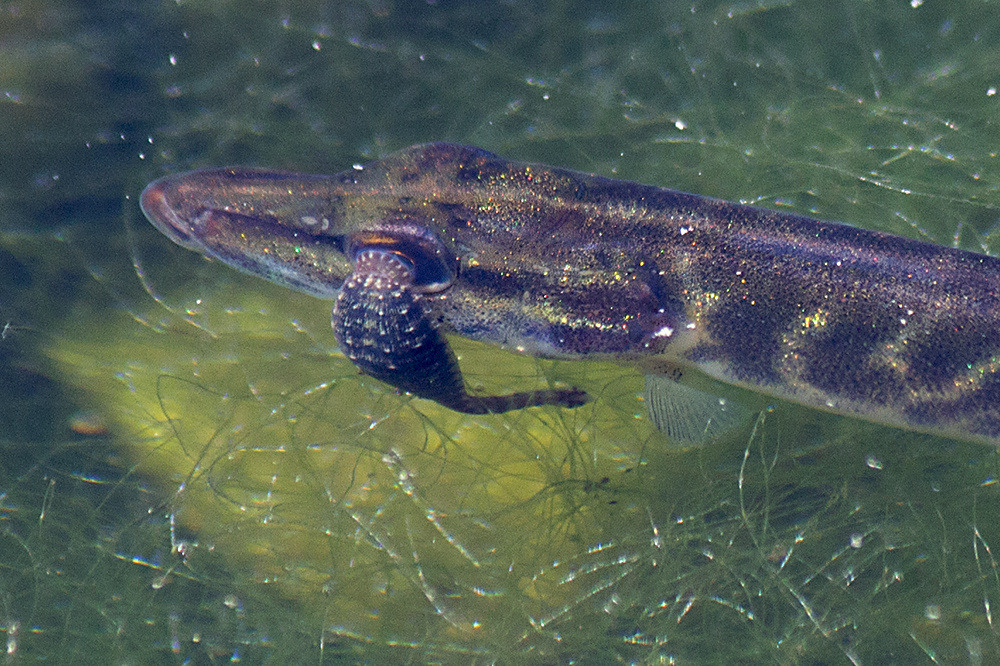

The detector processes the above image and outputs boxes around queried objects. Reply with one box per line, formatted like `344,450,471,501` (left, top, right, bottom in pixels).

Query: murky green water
2,0,1000,662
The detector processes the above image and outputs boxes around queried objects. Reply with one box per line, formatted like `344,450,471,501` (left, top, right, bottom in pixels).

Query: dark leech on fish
141,144,1000,446
331,226,587,413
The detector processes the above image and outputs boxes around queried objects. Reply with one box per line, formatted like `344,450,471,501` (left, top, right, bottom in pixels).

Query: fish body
141,143,1000,443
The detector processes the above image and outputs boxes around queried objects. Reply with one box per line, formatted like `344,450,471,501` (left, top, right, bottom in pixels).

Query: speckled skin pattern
141,143,1000,442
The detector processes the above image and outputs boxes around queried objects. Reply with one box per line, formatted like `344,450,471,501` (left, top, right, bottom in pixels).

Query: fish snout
140,177,205,250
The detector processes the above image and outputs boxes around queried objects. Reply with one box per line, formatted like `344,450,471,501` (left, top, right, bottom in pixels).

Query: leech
332,248,587,413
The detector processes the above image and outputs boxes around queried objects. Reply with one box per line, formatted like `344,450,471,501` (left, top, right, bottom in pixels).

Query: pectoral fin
643,370,752,445
333,249,588,414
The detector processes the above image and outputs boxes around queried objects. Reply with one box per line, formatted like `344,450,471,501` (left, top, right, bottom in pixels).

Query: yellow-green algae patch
43,234,667,657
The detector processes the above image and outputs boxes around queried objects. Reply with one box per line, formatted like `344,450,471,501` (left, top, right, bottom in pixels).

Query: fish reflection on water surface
140,143,1000,445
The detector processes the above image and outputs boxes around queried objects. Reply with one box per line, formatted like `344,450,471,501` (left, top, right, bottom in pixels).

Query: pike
141,143,1000,444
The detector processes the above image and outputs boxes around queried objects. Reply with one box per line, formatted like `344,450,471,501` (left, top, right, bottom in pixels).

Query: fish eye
348,220,458,293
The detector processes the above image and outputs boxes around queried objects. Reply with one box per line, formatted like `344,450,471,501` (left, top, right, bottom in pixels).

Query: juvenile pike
141,143,1000,444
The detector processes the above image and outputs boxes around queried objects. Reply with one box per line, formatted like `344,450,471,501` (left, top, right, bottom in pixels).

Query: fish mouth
140,177,205,251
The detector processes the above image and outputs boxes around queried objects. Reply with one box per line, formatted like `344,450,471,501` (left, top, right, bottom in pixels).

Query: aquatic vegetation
3,0,1000,661
33,226,1000,661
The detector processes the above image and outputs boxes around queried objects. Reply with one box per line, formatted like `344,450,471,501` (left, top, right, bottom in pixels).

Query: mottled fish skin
141,143,1000,443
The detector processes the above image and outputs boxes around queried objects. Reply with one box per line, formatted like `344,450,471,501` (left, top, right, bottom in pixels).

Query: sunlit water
2,1,1000,662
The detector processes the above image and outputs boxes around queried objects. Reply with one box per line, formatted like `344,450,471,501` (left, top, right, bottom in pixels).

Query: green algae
4,0,1000,662
25,219,1000,662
